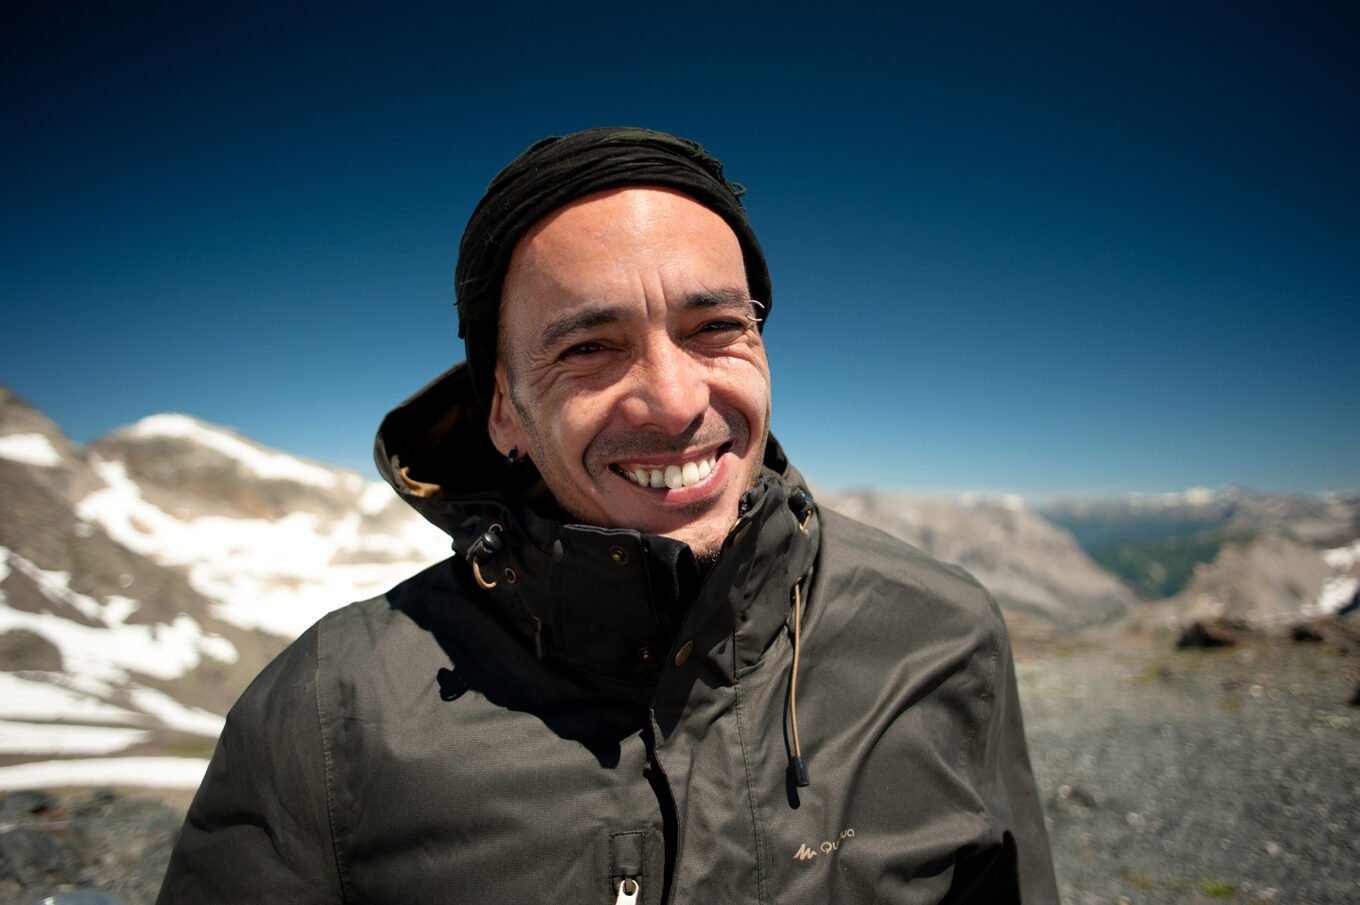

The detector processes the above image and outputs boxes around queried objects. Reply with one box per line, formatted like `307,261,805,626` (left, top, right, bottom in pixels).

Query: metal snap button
609,546,629,565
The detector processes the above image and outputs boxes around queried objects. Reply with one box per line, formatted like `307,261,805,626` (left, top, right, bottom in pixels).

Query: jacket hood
373,363,819,682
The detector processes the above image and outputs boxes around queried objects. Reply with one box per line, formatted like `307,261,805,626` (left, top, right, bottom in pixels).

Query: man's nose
623,338,710,435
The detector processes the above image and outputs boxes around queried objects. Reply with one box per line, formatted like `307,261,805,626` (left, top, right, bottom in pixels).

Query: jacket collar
375,364,819,682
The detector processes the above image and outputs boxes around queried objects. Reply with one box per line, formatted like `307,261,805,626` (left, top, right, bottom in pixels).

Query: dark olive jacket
157,365,1058,904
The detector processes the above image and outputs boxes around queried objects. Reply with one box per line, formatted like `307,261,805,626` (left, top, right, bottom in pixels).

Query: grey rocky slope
1112,531,1360,640
821,489,1134,634
1023,625,1360,905
1167,533,1357,629
0,787,184,905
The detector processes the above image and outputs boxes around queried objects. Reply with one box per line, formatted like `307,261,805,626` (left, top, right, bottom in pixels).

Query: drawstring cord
468,524,504,590
789,578,811,787
787,487,816,788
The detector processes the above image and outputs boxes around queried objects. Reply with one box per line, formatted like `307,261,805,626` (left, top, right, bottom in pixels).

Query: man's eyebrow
679,287,756,313
533,289,756,354
537,306,628,352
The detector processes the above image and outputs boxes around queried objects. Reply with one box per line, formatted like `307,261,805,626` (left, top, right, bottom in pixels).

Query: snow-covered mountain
84,412,450,637
0,388,449,788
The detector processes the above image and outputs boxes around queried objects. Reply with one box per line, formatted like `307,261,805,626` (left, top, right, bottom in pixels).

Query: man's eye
695,319,746,338
559,341,606,360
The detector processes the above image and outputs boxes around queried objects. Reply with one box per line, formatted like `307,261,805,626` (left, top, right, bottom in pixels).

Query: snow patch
0,674,139,724
0,720,150,755
359,479,397,515
121,414,338,488
103,594,141,624
52,672,118,700
5,554,103,621
1323,539,1360,571
1317,575,1359,614
0,674,220,740
77,456,448,637
1183,486,1216,505
124,686,225,737
0,547,239,681
0,432,62,467
199,559,433,637
0,756,210,790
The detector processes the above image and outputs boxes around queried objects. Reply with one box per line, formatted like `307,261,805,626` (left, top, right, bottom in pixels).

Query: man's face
488,187,771,559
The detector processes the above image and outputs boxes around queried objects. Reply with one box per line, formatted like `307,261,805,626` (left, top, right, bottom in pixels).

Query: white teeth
620,454,719,489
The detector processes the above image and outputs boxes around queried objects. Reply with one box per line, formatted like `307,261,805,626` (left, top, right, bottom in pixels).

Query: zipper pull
614,877,639,905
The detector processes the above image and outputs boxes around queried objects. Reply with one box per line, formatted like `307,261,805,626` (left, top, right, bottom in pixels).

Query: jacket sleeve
157,622,344,904
951,622,1060,904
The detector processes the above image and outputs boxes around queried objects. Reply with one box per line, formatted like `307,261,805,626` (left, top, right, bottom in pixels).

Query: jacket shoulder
211,558,460,729
814,504,1004,632
308,557,462,681
158,559,465,903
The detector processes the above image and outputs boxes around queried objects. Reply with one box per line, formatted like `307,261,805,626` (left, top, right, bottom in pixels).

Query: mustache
587,413,749,462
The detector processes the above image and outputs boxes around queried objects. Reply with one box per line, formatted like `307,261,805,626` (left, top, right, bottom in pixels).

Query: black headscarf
455,127,772,409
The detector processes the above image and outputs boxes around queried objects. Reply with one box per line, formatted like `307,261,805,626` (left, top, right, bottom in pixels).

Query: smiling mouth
610,444,731,490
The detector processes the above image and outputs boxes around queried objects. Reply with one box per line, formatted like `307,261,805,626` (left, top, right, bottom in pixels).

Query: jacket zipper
614,877,640,905
641,724,678,903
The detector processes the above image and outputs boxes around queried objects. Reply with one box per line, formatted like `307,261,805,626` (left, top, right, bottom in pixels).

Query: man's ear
486,361,527,457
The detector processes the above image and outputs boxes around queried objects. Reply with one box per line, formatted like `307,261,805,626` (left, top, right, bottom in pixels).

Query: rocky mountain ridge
3,387,1357,789
1043,486,1360,551
1040,487,1360,637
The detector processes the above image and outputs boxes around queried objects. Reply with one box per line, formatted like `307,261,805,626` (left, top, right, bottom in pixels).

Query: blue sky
4,2,1357,497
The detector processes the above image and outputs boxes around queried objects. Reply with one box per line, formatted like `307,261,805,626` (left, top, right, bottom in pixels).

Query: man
158,128,1058,903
